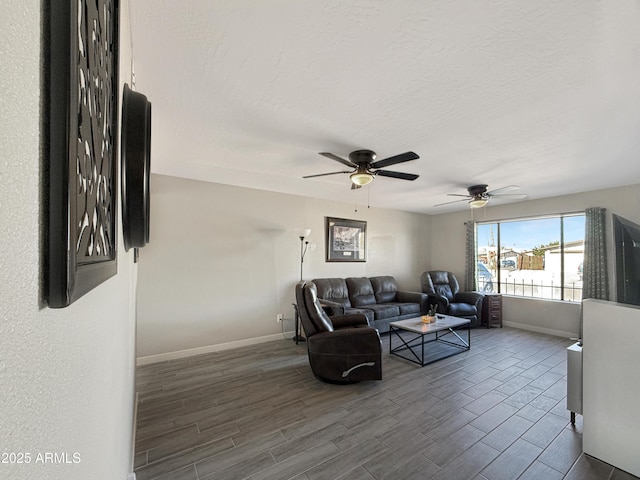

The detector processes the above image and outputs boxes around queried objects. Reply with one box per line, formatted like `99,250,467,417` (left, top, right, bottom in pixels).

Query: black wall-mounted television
613,214,640,306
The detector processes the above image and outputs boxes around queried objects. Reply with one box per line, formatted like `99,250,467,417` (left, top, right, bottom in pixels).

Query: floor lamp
294,229,311,344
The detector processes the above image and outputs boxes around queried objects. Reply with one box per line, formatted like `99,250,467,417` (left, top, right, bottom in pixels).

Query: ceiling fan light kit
469,198,489,208
350,171,374,186
435,184,527,208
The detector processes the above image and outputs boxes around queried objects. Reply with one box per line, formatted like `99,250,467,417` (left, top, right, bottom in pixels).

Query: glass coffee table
389,315,471,366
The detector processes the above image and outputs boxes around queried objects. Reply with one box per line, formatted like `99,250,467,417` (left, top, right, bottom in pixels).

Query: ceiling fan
303,149,419,189
435,184,528,208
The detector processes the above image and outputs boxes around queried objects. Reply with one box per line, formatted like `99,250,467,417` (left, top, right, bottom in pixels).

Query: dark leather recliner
295,281,382,383
420,271,484,326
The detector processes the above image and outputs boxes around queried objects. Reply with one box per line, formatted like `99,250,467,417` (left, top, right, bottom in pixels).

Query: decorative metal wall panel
48,0,119,307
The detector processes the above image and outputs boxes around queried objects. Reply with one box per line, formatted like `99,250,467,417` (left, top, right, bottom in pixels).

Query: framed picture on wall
325,217,367,262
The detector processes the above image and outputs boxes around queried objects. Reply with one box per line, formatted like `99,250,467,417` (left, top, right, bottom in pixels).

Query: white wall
136,174,430,361
583,299,640,477
430,183,640,337
0,3,137,479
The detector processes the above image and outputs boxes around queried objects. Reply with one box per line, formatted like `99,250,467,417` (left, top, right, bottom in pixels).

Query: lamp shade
295,228,311,238
469,198,488,208
350,172,374,186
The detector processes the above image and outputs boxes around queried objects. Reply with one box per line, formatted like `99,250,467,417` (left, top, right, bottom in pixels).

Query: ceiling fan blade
446,193,472,198
376,170,419,181
303,170,351,179
491,193,528,199
319,152,357,168
486,185,519,195
370,151,419,169
351,183,361,190
434,198,469,207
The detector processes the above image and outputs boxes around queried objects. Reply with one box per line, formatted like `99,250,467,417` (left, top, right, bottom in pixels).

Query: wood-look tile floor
134,327,638,480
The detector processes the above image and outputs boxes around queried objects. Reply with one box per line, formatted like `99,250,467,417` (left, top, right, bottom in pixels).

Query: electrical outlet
276,313,283,323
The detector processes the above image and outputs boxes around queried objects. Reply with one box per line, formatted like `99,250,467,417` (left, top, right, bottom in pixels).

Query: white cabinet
583,299,640,477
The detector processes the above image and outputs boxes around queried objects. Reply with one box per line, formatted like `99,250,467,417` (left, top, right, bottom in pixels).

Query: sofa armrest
331,313,370,329
318,298,345,316
456,291,484,310
397,290,430,314
308,327,382,354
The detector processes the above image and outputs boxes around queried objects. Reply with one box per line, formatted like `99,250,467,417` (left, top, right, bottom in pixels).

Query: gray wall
0,3,137,479
137,175,640,360
136,174,431,361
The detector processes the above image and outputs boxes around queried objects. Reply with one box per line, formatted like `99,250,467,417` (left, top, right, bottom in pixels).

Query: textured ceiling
128,0,640,214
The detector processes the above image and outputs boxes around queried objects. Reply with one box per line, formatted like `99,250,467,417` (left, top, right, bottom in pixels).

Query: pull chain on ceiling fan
303,149,419,189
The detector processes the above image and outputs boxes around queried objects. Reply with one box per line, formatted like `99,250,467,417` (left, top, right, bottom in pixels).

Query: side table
482,293,502,328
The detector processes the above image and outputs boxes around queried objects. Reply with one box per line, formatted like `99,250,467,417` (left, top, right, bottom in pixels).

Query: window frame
475,212,585,302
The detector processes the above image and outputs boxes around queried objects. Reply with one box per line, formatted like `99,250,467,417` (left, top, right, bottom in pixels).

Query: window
476,214,585,301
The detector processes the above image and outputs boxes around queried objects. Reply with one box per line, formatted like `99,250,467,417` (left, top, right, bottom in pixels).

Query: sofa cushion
363,303,401,320
448,302,477,318
370,276,399,303
312,278,352,308
346,277,377,307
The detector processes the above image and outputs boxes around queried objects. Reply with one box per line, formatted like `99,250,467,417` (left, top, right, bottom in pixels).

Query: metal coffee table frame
389,316,471,367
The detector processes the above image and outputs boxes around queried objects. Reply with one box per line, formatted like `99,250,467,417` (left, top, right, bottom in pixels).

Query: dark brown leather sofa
311,276,429,333
295,281,382,383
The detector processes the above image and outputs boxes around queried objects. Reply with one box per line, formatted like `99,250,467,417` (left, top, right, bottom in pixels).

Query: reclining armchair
420,271,484,326
295,281,382,383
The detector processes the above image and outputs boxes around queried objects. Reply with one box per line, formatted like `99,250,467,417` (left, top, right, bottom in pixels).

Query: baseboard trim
136,332,294,365
504,320,577,339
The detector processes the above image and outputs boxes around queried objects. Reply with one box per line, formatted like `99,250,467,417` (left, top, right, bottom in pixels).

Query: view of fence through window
476,214,586,301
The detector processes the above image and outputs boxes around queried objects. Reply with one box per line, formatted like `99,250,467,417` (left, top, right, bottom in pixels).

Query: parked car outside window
500,259,516,269
477,262,494,293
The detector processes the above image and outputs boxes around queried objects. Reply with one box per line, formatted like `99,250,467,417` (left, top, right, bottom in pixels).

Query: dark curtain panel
580,207,609,340
583,207,609,301
465,221,477,291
